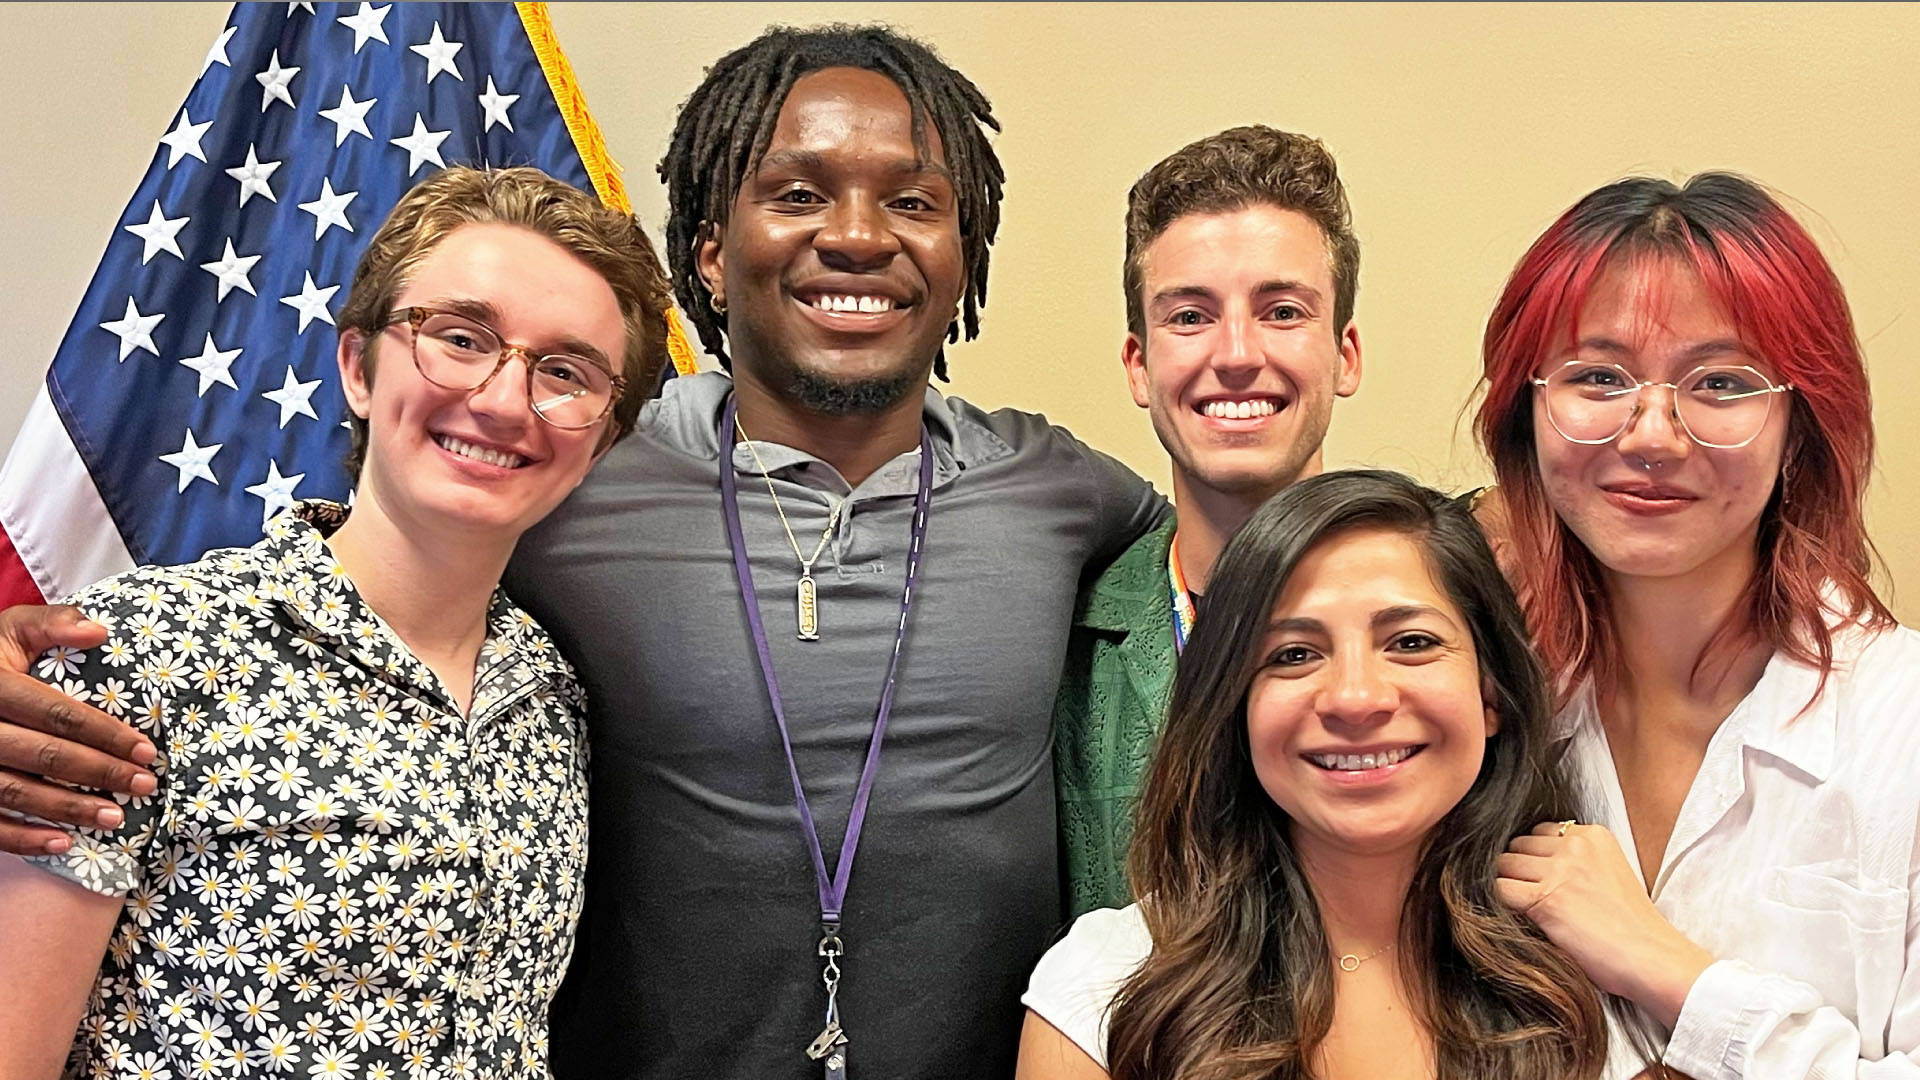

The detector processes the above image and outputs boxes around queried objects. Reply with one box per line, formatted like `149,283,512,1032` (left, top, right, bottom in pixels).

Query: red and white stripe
0,385,135,609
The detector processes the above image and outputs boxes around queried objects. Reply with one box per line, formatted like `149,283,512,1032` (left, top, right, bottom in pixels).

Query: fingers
0,816,75,856
0,605,108,668
0,670,155,772
1495,851,1552,883
1530,820,1584,838
0,713,157,796
1506,835,1560,857
0,766,128,832
1492,876,1544,915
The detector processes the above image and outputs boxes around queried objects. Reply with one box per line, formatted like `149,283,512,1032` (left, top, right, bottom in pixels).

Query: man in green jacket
1055,126,1365,915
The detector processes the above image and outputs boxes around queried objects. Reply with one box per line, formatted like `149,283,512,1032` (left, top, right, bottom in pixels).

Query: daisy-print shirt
26,501,590,1080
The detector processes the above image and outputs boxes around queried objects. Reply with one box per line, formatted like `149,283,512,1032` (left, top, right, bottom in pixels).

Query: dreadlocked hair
657,23,1004,381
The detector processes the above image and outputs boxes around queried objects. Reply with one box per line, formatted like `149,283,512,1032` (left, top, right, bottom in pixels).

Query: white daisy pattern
27,502,589,1080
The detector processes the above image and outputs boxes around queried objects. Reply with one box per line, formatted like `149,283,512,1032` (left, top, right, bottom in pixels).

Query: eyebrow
1148,285,1219,309
1266,604,1459,635
754,148,955,185
1148,279,1324,311
1252,279,1323,301
422,296,615,369
1574,336,1749,363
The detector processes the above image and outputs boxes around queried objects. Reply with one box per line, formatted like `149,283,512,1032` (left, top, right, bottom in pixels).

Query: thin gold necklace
1334,941,1395,973
735,416,842,641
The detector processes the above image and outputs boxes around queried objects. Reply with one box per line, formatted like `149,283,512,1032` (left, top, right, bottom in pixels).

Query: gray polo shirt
505,371,1164,1080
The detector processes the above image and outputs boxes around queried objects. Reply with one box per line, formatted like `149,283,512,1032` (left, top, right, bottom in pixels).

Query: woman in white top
1478,173,1919,1078
1020,470,1615,1080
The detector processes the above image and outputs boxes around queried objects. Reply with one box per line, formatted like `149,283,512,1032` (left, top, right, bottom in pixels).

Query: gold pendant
797,574,820,640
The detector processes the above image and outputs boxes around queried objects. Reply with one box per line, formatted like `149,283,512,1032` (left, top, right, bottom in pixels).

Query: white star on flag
256,50,301,111
159,430,223,492
391,114,451,175
297,178,356,240
179,334,242,396
410,22,465,84
245,461,307,528
287,1,315,12
338,3,392,53
262,366,323,427
225,145,282,207
279,272,340,333
158,108,213,168
99,298,165,361
202,25,238,75
7,0,704,603
124,201,190,264
318,85,377,146
478,76,520,133
200,239,262,301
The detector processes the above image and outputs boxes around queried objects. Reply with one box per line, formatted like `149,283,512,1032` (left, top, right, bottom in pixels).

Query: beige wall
3,2,1915,619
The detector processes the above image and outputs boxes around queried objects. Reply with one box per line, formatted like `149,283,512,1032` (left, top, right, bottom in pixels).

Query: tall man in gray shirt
0,24,1163,1080
518,28,1166,1077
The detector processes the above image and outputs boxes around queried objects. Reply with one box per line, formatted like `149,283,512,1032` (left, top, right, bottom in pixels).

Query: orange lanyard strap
1167,533,1196,654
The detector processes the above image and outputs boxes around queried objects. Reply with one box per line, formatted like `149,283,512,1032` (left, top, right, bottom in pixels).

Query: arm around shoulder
0,602,157,854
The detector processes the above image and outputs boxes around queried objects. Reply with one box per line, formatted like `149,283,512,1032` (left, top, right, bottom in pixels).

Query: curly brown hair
1123,126,1359,339
335,166,674,478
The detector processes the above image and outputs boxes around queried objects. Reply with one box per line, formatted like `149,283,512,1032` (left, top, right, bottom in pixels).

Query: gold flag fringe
516,2,698,376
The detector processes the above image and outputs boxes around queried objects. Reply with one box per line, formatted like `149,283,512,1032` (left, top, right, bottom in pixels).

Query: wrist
1629,935,1714,1029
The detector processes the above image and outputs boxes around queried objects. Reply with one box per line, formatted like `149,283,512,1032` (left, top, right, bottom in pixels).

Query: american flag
0,1,692,609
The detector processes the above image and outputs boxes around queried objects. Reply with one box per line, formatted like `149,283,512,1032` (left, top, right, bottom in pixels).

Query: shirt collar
1548,641,1844,784
1737,637,1841,783
257,501,565,706
640,370,978,488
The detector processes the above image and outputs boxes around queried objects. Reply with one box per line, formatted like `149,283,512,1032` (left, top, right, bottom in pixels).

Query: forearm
1623,935,1715,1030
0,854,122,1079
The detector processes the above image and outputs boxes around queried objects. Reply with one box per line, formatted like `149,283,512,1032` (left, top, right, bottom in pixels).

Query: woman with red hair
1479,172,1918,1078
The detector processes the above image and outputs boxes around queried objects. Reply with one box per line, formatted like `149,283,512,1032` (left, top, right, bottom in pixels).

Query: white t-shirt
1554,621,1920,1080
1022,903,1152,1068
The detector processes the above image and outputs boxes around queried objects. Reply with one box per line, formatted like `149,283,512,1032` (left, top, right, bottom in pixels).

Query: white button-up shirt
1554,621,1920,1079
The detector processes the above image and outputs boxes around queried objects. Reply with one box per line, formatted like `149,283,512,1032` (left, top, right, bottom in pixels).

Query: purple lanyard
717,395,932,1076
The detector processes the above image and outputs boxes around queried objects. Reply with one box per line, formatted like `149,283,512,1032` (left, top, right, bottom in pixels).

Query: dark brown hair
336,166,674,478
1123,125,1359,338
1107,470,1607,1080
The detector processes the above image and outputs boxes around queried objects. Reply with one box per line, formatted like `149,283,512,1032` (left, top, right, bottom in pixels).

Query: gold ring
1555,819,1577,837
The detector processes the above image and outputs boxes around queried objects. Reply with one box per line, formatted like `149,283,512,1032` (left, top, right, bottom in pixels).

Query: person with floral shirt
0,165,674,1080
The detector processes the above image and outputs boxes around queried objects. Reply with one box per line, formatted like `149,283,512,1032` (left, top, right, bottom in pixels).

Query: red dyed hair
1474,173,1889,696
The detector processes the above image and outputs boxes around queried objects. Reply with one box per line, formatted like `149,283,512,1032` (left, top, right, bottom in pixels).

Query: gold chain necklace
1334,941,1395,973
735,416,843,641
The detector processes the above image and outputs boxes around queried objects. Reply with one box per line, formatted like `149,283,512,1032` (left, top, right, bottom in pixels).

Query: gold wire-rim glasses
384,306,628,430
1531,360,1793,450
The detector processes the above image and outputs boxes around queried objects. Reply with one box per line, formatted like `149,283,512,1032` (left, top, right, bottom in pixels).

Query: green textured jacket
1053,516,1178,918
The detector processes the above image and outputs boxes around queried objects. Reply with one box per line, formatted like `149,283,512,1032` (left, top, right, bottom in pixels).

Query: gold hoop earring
710,294,727,315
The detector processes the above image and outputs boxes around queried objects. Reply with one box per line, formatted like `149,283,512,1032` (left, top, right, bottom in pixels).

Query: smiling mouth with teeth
810,294,897,314
1305,745,1424,772
435,434,528,469
1199,399,1280,420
